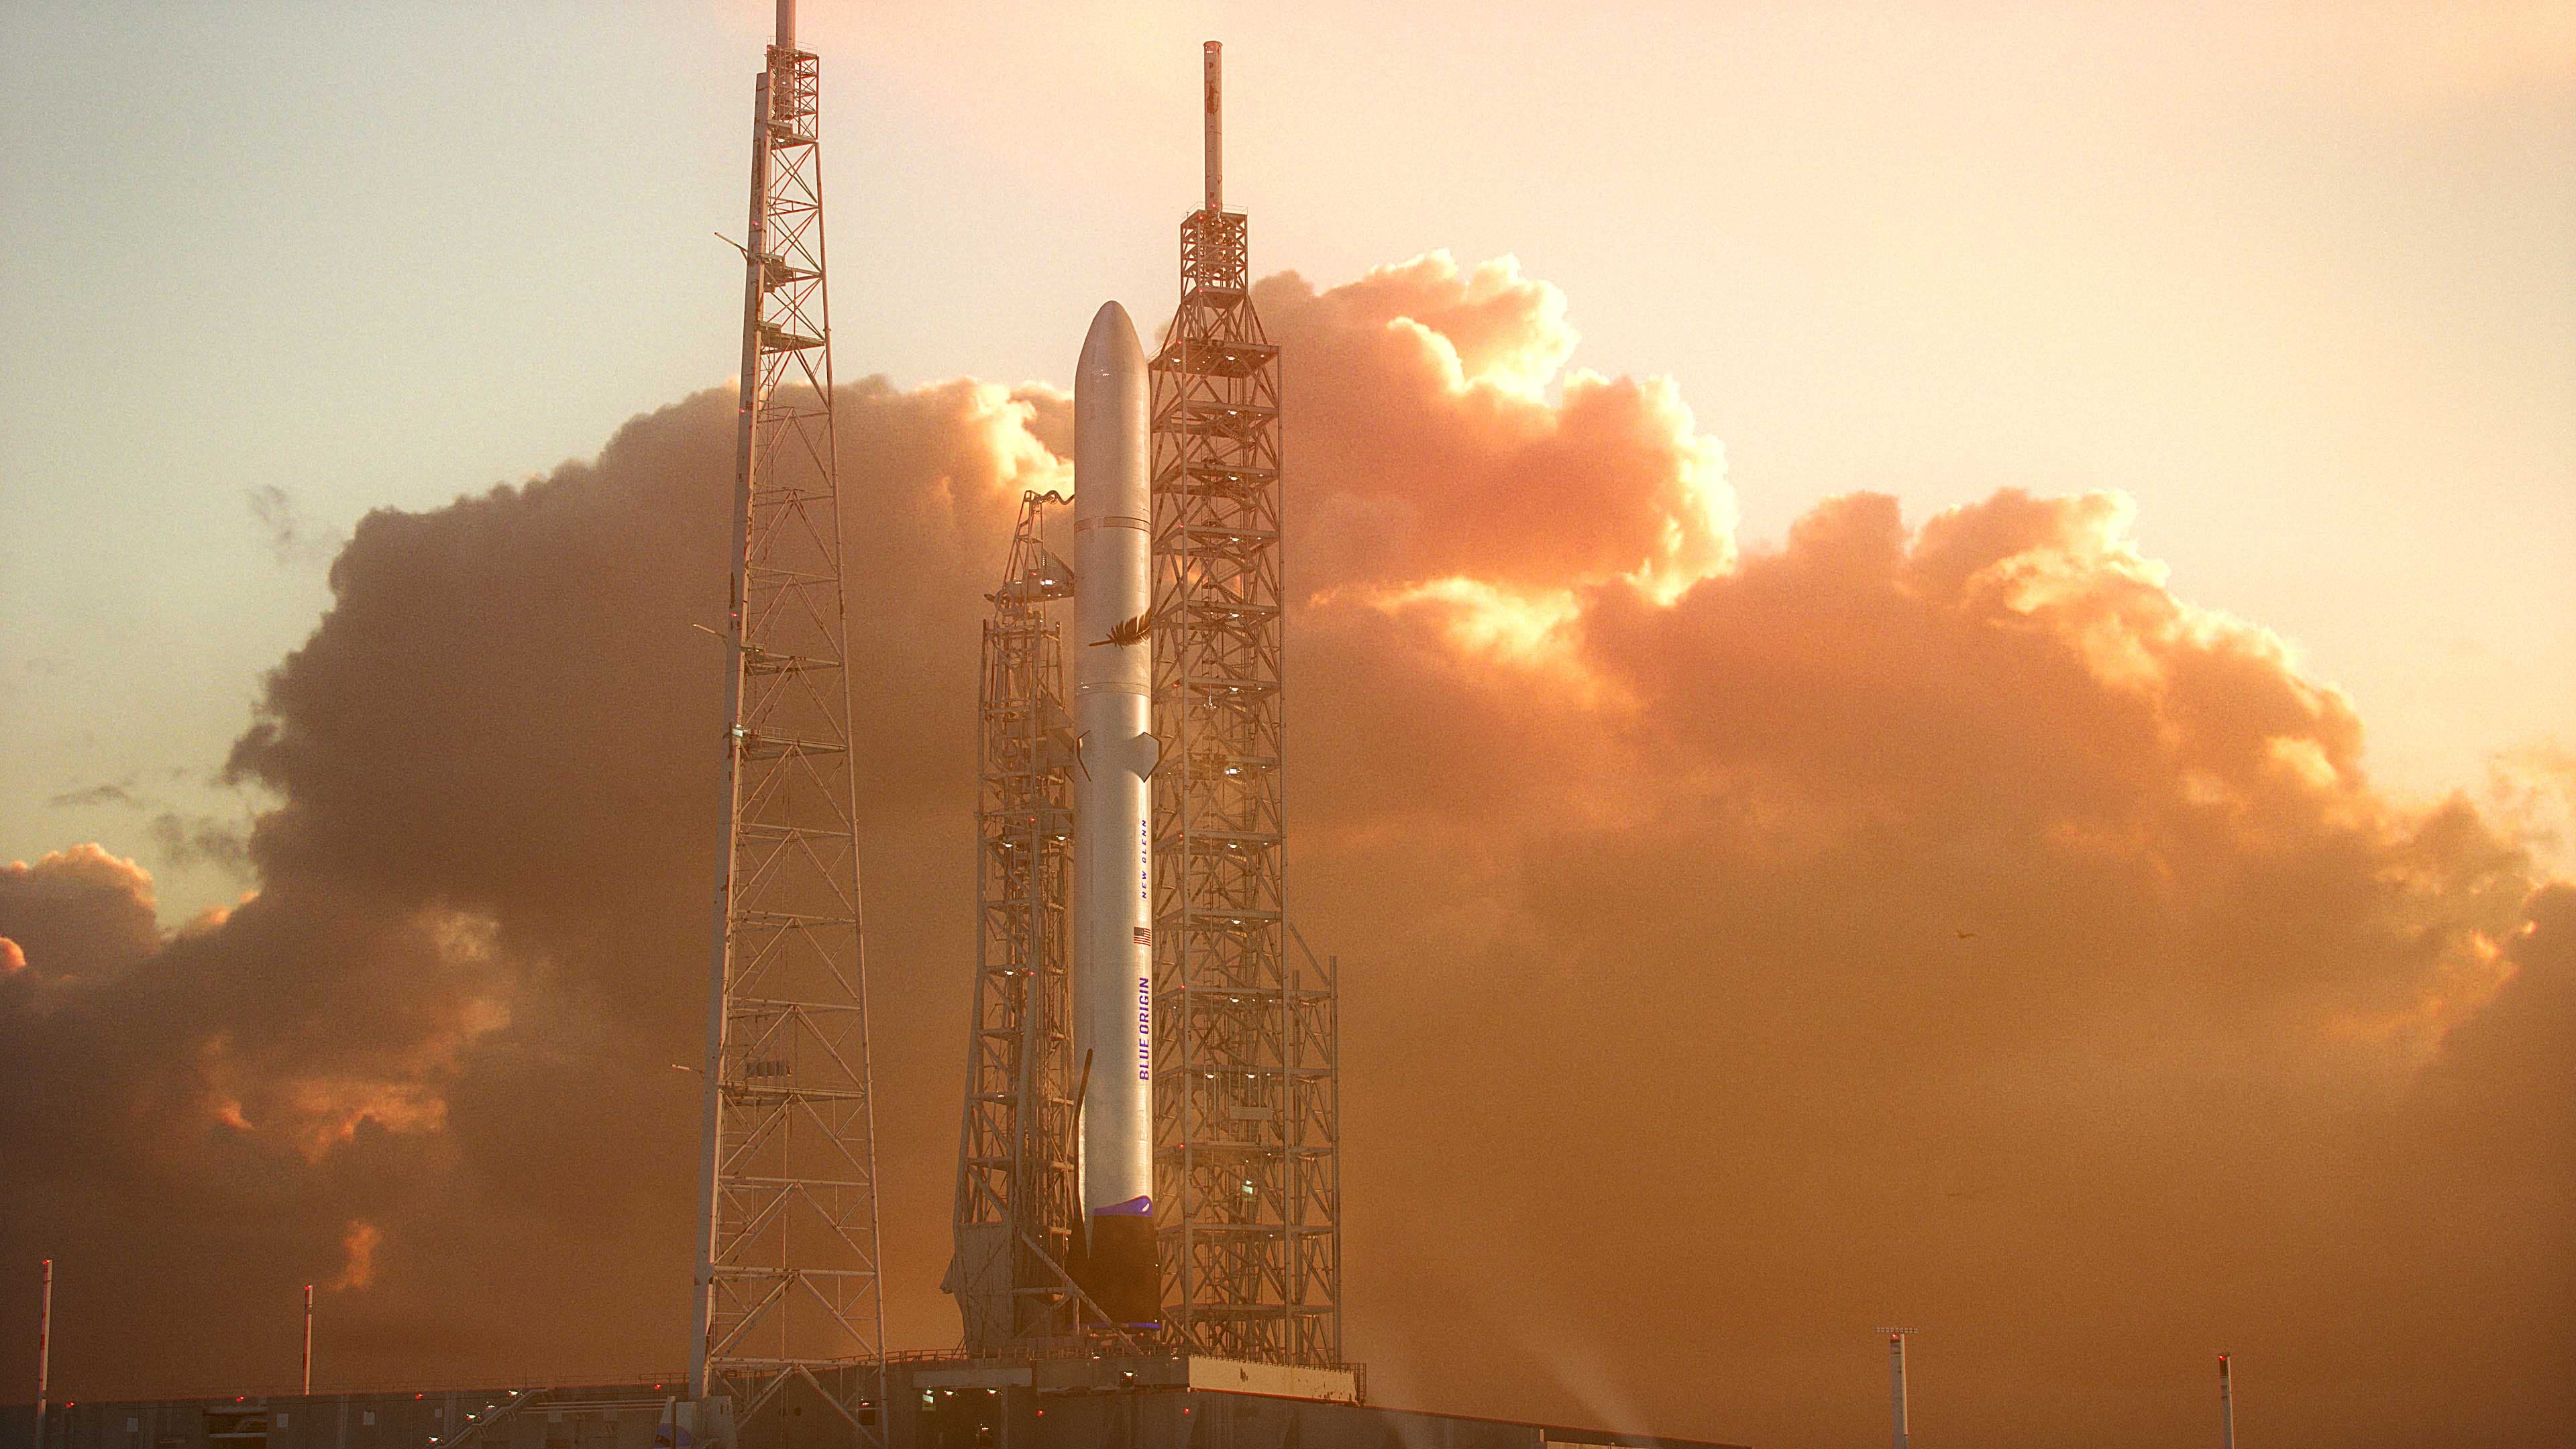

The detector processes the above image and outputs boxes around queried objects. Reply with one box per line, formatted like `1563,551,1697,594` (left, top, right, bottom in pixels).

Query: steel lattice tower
690,3,887,1431
1150,42,1343,1366
947,492,1085,1349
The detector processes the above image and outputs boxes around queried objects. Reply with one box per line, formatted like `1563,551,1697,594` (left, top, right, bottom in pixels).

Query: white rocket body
1071,300,1159,1324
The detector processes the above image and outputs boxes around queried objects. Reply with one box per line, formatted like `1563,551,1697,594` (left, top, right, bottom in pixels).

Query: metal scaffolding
947,493,1085,1350
689,5,887,1433
1149,42,1342,1366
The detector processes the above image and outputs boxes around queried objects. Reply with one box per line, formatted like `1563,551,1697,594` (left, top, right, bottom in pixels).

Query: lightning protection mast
947,492,1086,1348
1150,41,1343,1366
690,0,887,1433
2218,1354,2236,1449
1881,1329,1918,1449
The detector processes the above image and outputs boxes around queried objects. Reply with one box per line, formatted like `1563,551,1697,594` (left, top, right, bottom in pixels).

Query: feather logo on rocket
1092,607,1157,649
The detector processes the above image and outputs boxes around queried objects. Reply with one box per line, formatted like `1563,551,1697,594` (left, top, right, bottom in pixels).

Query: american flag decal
1133,926,1152,946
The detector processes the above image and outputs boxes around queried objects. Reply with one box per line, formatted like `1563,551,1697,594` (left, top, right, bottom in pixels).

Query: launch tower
690,0,888,1431
947,494,1085,1348
1149,42,1343,1364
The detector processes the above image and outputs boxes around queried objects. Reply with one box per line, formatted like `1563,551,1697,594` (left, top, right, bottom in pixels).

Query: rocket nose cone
1079,301,1146,380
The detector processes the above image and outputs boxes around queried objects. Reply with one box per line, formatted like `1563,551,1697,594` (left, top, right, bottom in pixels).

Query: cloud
2487,740,2576,881
1,256,2565,1444
46,781,140,808
0,845,160,981
150,812,252,875
1260,253,1733,604
247,484,334,567
330,1220,385,1293
1,375,1069,1391
46,780,254,881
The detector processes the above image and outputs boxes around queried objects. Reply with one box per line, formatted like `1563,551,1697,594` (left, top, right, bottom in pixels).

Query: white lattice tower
690,5,887,1434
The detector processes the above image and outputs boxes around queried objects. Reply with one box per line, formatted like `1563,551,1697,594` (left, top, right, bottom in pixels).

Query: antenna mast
690,0,887,1429
1150,40,1343,1365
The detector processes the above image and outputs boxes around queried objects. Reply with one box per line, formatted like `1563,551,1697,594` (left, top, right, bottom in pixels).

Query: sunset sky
2,4,2571,1448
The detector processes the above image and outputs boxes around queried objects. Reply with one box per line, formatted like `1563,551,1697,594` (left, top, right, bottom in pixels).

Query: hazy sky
4,1,2570,920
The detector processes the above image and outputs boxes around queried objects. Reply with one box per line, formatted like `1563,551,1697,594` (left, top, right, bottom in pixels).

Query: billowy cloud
0,255,2564,1444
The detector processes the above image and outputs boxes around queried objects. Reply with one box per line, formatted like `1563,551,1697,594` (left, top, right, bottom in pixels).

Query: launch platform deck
9,1355,1751,1449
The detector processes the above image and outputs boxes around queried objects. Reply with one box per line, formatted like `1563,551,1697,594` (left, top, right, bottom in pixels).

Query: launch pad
889,1350,1360,1405
863,1353,1749,1449
10,1368,1750,1449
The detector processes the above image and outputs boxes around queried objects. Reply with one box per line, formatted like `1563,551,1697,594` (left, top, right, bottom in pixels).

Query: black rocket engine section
1074,1212,1161,1327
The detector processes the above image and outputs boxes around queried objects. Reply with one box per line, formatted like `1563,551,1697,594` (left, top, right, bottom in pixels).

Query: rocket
1071,299,1160,1326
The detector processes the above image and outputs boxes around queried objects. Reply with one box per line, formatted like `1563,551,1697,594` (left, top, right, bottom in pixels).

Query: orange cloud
1,255,2564,1441
1260,252,1734,602
0,845,161,981
2487,740,2576,880
329,1220,384,1293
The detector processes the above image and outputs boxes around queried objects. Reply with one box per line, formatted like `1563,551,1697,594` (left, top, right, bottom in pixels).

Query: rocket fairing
1071,299,1161,1326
